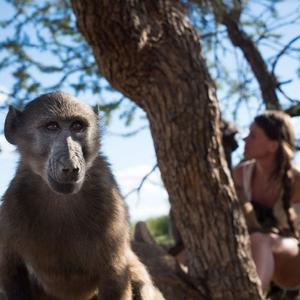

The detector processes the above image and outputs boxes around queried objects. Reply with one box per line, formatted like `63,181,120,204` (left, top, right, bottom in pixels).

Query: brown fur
0,92,161,300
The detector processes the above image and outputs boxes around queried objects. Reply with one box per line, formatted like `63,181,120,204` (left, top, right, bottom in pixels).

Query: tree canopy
1,0,300,120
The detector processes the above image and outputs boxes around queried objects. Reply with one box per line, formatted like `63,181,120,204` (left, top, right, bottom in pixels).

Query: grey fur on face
5,92,99,194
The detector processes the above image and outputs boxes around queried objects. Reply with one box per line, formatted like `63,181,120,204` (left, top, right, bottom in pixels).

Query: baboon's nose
60,163,81,181
62,167,79,175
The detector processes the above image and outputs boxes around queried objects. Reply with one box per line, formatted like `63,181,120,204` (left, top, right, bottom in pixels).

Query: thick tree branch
211,1,280,109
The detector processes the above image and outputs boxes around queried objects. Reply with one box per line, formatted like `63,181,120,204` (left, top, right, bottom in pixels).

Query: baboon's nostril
73,167,80,174
59,159,80,179
62,167,79,174
62,168,70,173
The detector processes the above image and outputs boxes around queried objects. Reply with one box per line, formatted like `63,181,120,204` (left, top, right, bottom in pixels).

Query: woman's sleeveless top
242,160,293,234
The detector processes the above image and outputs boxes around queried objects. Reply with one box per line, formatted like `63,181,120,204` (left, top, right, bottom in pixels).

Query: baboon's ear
4,106,22,145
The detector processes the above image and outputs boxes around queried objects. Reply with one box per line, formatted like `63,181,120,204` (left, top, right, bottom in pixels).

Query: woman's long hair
255,110,297,237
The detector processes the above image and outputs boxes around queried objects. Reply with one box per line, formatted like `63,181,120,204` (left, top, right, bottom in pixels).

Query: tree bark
71,1,263,299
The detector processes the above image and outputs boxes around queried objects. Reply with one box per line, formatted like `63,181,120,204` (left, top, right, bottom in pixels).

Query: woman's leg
250,232,274,292
250,232,299,291
271,234,299,288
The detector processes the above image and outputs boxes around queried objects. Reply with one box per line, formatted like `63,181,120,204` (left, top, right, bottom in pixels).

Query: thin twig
271,35,300,75
124,164,158,199
277,85,300,104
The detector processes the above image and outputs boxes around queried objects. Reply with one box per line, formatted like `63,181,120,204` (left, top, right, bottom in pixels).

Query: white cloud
115,165,170,222
0,135,16,156
0,141,18,198
0,95,6,106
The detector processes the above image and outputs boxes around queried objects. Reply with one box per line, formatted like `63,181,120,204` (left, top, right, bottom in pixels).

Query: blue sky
0,1,300,222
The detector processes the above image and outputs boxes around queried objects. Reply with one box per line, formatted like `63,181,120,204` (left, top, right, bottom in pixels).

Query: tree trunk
71,1,263,298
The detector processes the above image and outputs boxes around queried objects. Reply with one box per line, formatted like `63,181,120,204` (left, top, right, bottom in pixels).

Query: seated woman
233,110,300,293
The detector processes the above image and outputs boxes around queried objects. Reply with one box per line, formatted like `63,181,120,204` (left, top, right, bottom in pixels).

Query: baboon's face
4,92,100,194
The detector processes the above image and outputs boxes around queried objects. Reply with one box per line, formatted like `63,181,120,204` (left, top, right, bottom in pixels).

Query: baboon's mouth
48,175,84,194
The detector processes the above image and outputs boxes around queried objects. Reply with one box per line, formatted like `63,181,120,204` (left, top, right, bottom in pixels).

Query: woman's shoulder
232,159,255,187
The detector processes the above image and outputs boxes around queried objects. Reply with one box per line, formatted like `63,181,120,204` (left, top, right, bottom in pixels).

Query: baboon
0,92,162,300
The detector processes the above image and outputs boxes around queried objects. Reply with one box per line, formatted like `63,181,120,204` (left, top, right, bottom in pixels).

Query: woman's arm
232,164,262,231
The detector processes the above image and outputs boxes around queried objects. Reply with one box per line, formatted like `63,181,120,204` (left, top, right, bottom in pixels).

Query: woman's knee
272,236,299,256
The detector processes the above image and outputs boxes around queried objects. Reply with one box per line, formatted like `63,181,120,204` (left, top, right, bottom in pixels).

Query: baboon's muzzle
47,137,86,194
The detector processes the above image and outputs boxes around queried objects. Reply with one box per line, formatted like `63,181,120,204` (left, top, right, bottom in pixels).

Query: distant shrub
146,215,174,247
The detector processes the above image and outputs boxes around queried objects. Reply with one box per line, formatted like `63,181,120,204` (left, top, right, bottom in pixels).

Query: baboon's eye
70,121,85,132
45,122,60,131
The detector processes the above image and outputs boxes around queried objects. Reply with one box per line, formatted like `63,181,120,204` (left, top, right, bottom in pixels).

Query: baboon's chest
22,232,102,271
23,239,101,298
